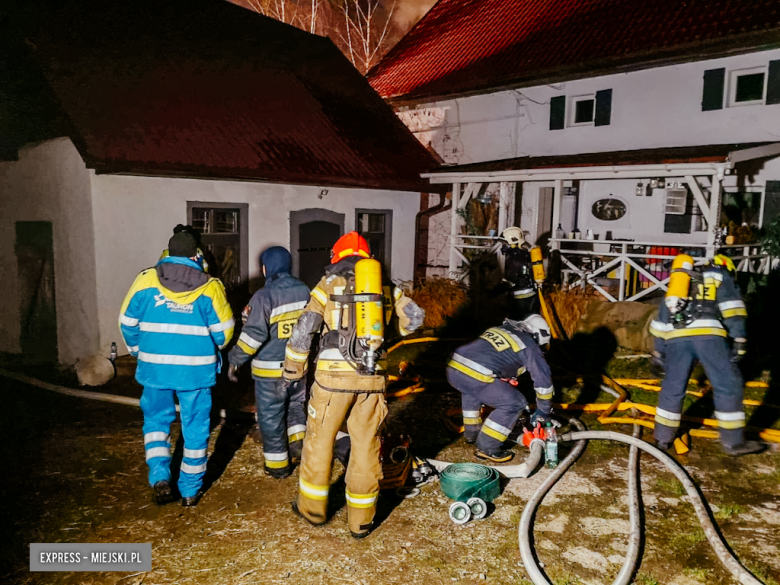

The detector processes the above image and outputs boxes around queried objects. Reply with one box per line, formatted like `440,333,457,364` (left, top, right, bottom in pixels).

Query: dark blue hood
261,246,292,281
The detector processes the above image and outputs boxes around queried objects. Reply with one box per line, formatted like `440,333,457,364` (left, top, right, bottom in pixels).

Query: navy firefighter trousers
254,377,307,473
654,336,746,447
445,366,527,452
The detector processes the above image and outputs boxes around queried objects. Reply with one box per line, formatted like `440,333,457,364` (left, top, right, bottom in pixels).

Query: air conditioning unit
664,188,688,215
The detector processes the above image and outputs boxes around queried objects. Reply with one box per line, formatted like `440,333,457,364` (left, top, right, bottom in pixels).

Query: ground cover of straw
3,345,780,585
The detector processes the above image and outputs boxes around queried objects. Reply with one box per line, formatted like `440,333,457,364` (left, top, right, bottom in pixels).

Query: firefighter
499,227,540,319
227,246,310,479
649,254,764,456
119,231,234,506
446,314,554,462
280,232,424,538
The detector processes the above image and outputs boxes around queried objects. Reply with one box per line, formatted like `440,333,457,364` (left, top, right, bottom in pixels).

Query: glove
227,364,239,383
530,400,553,426
650,352,665,377
731,338,747,363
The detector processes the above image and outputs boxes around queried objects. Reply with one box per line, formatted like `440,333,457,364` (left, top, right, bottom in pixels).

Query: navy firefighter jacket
649,263,747,350
228,272,310,379
448,326,554,401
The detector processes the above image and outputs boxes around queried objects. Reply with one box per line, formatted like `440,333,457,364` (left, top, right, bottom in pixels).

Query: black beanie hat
168,232,198,258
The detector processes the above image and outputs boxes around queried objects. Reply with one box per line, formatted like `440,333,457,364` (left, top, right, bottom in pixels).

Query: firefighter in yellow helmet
649,253,764,456
279,232,425,538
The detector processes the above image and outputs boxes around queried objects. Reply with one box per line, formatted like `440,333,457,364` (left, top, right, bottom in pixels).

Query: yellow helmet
712,254,736,275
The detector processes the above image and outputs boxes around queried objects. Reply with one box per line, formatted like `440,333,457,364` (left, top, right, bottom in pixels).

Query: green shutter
549,96,565,130
766,61,780,105
702,68,725,111
594,89,612,126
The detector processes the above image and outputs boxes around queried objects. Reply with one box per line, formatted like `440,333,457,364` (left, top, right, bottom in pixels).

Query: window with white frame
569,94,595,126
729,66,767,106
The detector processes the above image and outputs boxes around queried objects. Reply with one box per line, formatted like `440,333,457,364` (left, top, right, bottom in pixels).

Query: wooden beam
684,175,710,221
458,182,479,209
706,174,722,252
551,179,563,250
449,182,461,276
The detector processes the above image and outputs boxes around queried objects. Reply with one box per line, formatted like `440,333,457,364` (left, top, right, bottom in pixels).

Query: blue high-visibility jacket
119,256,235,390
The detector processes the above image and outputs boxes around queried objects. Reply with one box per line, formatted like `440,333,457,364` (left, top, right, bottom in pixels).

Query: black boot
722,441,766,457
153,480,177,505
182,491,204,507
475,448,514,463
291,500,325,527
266,465,292,479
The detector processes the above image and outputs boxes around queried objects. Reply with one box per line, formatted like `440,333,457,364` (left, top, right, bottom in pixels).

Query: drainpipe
414,193,452,286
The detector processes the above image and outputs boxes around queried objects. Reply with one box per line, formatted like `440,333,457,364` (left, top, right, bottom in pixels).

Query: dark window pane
735,73,765,102
358,213,385,234
212,210,238,233
574,99,594,123
191,208,209,233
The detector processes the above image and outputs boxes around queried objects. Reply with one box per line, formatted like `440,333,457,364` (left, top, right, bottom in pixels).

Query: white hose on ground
561,431,763,585
613,424,642,585
0,368,243,419
426,440,545,479
518,418,588,585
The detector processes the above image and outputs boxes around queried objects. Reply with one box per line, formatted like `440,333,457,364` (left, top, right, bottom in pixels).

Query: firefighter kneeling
649,254,764,456
279,232,425,538
446,315,554,462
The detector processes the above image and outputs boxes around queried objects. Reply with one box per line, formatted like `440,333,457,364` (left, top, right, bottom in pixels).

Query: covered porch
422,142,780,300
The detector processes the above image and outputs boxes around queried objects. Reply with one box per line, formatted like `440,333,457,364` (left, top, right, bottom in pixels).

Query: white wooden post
706,174,722,256
448,182,461,276
551,179,563,250
618,243,627,301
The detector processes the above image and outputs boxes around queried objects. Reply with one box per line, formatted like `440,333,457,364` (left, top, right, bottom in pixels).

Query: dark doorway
15,221,57,363
299,221,341,289
290,209,345,290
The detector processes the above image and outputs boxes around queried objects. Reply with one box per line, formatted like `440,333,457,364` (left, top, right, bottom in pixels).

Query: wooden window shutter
549,96,565,130
594,89,613,126
766,60,780,105
702,68,725,111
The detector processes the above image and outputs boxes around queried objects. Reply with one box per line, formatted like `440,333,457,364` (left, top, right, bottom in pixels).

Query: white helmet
500,226,525,247
522,314,552,347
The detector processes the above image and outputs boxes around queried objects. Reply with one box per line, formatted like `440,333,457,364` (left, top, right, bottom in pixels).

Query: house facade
0,0,437,365
368,0,780,287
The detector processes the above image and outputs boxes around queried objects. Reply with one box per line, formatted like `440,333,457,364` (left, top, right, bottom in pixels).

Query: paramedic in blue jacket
119,231,234,506
227,247,310,479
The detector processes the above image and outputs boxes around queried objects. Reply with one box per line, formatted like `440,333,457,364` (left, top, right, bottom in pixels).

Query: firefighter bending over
649,254,764,456
279,232,425,538
446,314,554,462
227,247,310,478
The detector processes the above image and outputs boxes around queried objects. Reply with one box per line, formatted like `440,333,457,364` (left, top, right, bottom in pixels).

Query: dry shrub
546,285,597,339
410,277,468,330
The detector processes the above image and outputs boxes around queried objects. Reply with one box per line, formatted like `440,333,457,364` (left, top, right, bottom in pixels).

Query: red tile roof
21,0,438,191
368,0,780,102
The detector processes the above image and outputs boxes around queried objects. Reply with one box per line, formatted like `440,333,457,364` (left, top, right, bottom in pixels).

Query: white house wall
0,138,100,364
398,49,780,163
91,174,420,355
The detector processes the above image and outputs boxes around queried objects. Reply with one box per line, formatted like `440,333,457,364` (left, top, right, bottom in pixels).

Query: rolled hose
440,463,501,503
551,430,762,585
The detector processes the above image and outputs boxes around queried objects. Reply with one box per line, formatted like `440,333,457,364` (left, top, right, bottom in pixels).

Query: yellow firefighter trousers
297,381,387,535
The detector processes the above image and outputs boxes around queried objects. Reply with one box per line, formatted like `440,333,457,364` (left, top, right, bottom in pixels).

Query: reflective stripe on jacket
119,257,234,390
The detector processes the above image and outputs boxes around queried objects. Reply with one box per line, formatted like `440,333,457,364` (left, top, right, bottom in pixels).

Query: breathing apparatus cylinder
530,246,545,285
665,253,694,314
354,258,384,372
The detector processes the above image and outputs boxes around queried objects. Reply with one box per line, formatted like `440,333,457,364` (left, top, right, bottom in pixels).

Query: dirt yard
2,343,779,585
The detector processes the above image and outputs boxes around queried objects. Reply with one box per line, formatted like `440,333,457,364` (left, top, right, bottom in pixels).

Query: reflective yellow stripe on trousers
345,489,379,509
299,478,329,501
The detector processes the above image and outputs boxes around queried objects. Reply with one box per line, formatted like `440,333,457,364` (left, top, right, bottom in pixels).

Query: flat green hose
440,463,501,503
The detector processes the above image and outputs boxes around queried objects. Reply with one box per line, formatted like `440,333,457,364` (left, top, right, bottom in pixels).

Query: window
663,188,692,234
721,189,763,228
703,61,780,110
570,95,595,126
550,89,612,130
664,188,688,215
356,209,392,268
188,202,248,292
729,67,766,106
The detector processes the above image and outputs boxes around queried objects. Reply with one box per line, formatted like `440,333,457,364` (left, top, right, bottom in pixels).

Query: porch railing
551,238,774,302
